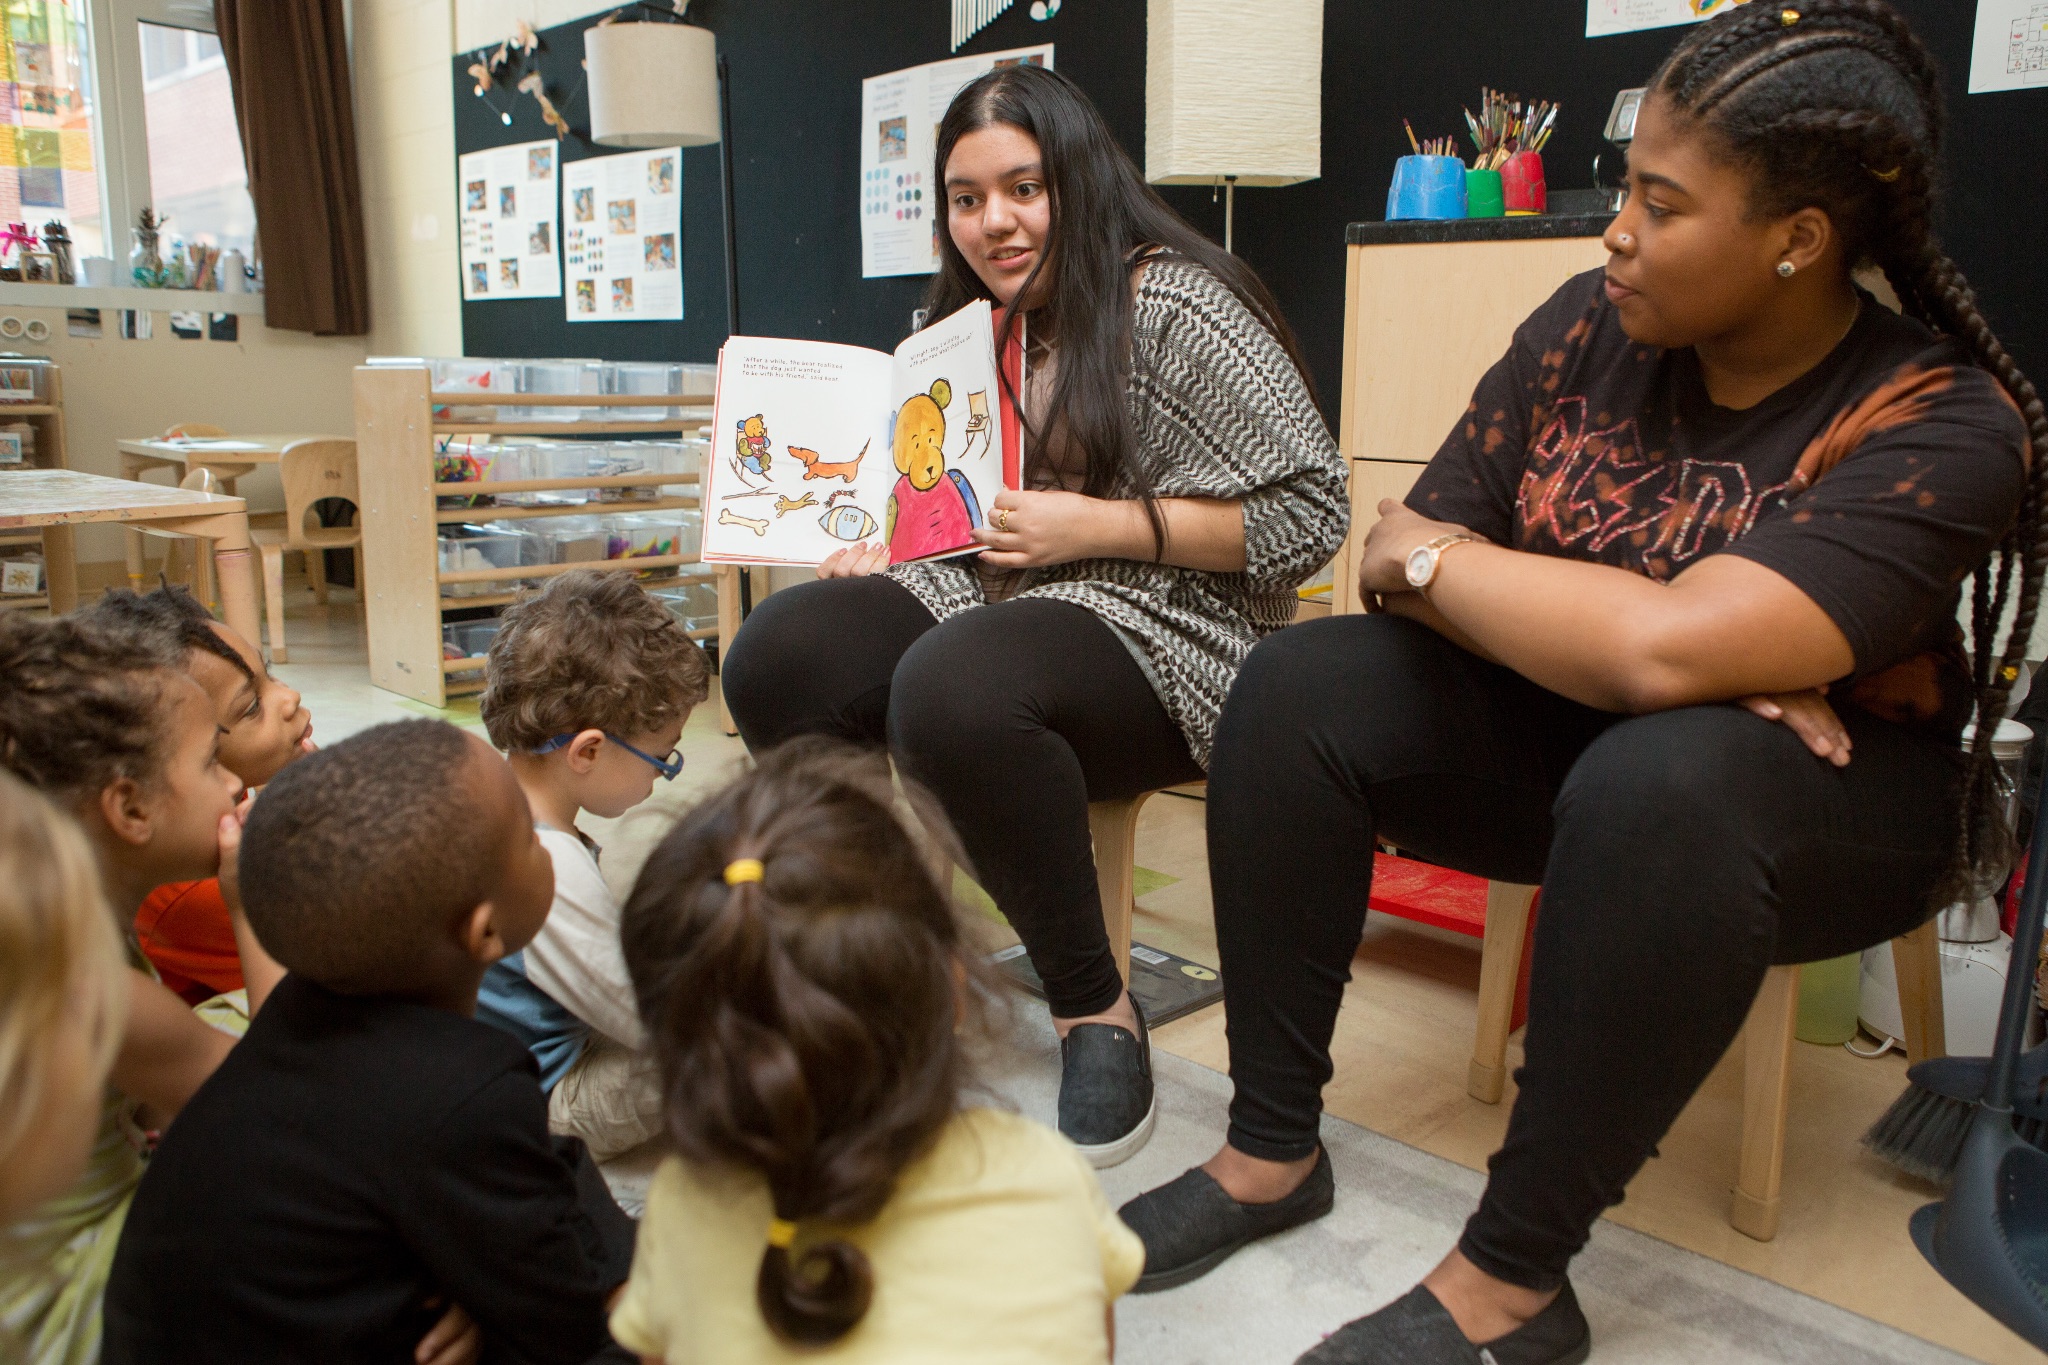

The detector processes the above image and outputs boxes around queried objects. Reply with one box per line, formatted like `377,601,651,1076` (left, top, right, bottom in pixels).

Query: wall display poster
859,43,1054,279
563,147,683,322
1970,0,2048,92
1585,0,1761,38
458,139,562,300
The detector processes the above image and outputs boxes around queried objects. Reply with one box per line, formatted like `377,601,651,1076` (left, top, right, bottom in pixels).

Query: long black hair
924,62,1314,556
1652,0,2048,896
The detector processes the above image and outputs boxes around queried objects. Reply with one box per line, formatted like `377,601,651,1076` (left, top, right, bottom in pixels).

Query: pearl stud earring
1777,261,1797,277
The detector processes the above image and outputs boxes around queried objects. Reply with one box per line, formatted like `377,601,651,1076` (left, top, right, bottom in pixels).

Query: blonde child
611,739,1144,1363
0,772,129,1230
477,569,711,1161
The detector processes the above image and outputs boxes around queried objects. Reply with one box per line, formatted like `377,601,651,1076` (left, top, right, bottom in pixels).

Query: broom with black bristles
1863,1044,2048,1182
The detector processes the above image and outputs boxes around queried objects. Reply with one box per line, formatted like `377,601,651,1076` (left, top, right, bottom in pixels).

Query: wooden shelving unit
0,369,72,613
353,364,739,711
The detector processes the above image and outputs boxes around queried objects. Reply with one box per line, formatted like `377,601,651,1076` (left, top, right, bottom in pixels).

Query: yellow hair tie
1871,166,1902,183
1780,8,1800,25
724,858,765,886
767,1218,798,1249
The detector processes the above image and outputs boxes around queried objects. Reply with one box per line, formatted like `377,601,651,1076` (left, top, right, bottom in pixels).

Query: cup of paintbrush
1500,150,1547,215
1387,154,1468,221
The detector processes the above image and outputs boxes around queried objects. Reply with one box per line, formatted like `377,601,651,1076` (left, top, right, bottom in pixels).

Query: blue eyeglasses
532,732,685,781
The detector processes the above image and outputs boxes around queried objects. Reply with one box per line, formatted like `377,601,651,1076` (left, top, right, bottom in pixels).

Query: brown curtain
214,0,369,336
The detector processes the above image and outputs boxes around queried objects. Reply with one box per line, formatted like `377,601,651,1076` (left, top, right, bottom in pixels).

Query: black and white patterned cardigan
885,257,1349,767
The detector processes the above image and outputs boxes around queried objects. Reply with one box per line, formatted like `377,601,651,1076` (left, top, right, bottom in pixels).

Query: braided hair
1653,0,2048,897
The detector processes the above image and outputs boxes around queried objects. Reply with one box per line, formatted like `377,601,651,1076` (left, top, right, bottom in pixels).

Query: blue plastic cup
1386,154,1468,221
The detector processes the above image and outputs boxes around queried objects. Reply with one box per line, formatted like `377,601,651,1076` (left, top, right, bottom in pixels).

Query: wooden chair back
162,422,228,439
177,467,221,495
277,439,362,549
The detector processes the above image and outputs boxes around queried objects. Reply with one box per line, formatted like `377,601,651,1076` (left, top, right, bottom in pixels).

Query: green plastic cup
1795,951,1864,1046
1465,167,1505,219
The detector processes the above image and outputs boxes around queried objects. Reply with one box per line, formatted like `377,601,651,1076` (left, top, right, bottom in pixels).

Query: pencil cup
1464,168,1505,219
1501,150,1547,216
1386,155,1467,221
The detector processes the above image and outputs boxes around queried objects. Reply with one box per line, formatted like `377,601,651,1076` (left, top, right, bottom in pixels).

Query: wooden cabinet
1329,221,1612,614
0,363,72,613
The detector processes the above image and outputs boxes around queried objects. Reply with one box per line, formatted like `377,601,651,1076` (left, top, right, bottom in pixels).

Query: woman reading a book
1116,6,2045,1362
722,63,1346,1169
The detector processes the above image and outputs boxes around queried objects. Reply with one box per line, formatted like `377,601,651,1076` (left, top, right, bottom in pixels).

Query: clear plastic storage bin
678,362,717,396
0,357,53,404
522,515,608,565
438,525,532,596
426,357,516,421
650,570,720,633
441,619,504,658
433,440,532,508
503,359,601,422
603,361,682,421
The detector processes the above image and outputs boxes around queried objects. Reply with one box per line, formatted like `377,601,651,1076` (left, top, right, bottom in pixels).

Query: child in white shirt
476,569,711,1160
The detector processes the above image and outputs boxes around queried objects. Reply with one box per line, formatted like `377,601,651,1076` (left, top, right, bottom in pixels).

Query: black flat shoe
1118,1145,1334,1292
1296,1283,1591,1365
1058,997,1156,1168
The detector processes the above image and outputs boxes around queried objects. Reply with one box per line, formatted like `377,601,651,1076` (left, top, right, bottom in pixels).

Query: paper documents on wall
1586,0,1761,39
459,140,562,300
702,301,1023,567
563,148,683,322
1970,0,2048,92
859,44,1053,278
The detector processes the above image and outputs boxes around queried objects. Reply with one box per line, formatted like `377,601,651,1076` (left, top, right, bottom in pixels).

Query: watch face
1405,545,1434,588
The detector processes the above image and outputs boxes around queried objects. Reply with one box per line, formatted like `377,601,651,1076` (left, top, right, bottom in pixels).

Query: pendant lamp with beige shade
1144,0,1323,253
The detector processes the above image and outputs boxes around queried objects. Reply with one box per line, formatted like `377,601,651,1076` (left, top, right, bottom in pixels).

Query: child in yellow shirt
612,739,1144,1364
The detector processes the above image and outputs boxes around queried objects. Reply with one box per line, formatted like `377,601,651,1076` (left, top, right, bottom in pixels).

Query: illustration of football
821,505,879,541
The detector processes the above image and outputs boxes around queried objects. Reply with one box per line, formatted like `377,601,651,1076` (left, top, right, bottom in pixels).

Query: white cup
220,249,247,293
78,256,115,287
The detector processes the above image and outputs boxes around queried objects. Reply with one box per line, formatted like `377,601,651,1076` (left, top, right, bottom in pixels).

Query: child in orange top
84,588,313,1003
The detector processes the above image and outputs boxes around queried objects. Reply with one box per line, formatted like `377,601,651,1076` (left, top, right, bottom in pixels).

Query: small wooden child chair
250,439,364,662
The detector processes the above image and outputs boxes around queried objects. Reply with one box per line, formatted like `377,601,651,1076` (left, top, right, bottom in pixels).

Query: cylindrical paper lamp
1145,0,1322,189
587,22,720,148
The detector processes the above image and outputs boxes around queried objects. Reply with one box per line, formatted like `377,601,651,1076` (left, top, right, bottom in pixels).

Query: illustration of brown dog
789,438,867,484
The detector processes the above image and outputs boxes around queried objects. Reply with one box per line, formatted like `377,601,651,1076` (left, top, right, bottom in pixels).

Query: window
134,19,252,257
0,1,105,257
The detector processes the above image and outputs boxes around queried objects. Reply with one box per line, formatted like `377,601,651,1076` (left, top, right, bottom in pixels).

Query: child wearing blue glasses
478,569,711,1161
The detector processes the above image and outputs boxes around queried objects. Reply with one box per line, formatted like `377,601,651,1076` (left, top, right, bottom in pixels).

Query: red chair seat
1369,852,1538,1032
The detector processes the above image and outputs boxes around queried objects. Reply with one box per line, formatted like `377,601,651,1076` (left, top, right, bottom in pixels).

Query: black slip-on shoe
1296,1282,1591,1365
1119,1145,1335,1292
1058,998,1156,1168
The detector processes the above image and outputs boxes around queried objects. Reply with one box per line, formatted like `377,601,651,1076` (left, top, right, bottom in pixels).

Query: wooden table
0,469,260,645
117,434,335,591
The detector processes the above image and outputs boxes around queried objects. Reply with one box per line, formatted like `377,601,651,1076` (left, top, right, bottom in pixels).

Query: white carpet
604,1009,1971,1364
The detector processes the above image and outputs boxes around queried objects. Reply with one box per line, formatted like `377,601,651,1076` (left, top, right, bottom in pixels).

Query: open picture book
701,299,1022,566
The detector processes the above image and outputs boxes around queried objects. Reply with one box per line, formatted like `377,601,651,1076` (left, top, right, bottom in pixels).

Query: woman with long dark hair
1120,4,2044,1361
722,64,1346,1167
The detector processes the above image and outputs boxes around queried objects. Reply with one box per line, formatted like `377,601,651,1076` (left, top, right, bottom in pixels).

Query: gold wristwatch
1404,533,1481,592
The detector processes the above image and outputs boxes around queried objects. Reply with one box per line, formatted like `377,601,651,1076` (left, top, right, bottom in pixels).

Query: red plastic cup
1501,150,1547,215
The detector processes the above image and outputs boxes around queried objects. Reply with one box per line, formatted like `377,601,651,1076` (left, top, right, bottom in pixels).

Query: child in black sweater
102,719,635,1364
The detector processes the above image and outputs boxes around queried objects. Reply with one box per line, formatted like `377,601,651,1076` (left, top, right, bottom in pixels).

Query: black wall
455,1,2048,424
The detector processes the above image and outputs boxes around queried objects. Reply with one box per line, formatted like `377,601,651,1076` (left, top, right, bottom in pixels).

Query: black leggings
1209,613,1960,1292
721,575,1204,1017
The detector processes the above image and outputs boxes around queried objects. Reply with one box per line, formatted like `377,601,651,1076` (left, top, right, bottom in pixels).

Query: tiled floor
265,582,2031,1364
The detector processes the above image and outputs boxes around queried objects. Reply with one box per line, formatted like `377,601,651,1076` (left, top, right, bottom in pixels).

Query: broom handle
1988,760,2048,1110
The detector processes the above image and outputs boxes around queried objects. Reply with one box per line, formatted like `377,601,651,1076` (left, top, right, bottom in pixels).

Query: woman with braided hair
1119,4,2046,1361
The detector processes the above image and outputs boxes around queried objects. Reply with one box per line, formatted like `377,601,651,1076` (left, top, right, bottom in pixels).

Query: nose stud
1616,233,1633,247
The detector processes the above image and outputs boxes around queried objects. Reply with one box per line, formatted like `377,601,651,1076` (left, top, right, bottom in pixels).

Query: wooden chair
1472,883,1947,1242
250,439,364,663
1089,792,1161,982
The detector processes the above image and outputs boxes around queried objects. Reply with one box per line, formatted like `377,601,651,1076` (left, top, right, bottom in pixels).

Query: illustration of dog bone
719,507,770,536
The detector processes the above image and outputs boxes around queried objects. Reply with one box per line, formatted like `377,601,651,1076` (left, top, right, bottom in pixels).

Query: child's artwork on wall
702,300,1022,566
1585,0,1757,38
563,148,682,322
458,139,561,300
859,44,1053,279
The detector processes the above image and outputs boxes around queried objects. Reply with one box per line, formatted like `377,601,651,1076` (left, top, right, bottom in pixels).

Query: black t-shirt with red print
1408,269,2030,738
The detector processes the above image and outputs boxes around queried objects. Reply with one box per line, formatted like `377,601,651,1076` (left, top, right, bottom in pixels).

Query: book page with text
884,300,1012,564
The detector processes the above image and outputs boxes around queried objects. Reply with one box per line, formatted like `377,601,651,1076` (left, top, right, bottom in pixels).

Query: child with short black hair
612,739,1142,1362
478,569,711,1160
102,718,637,1364
82,585,312,1004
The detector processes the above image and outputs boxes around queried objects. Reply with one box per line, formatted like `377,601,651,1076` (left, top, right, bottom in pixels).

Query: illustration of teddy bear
732,413,773,486
885,377,983,563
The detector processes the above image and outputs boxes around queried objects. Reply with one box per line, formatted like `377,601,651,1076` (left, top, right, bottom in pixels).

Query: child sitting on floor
102,719,637,1364
82,585,313,1005
611,739,1144,1363
0,770,130,1231
477,569,710,1161
0,613,246,1363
